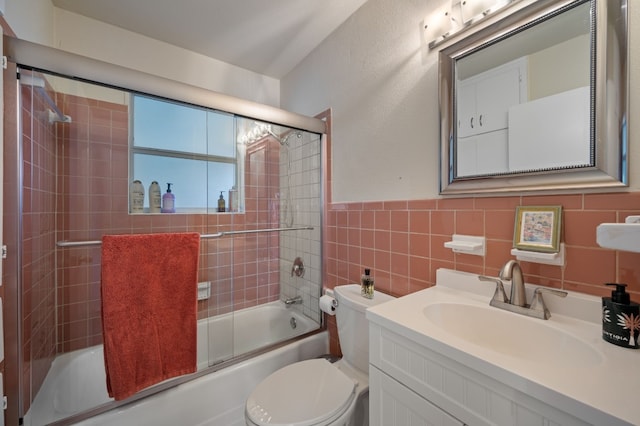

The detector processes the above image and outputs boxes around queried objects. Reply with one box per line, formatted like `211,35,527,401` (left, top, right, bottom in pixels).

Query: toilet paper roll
319,295,337,316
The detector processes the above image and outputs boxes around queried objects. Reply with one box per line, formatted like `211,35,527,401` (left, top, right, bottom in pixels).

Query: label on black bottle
602,300,640,349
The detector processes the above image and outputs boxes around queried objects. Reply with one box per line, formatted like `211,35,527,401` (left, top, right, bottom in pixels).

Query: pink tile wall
325,193,640,300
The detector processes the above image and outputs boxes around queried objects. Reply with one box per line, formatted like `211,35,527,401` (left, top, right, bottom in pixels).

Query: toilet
245,284,394,426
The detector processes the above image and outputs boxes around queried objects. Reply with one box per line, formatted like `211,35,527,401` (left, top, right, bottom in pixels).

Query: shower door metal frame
3,60,25,426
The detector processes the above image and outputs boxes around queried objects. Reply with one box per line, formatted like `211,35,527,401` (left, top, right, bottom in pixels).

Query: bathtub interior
26,302,321,426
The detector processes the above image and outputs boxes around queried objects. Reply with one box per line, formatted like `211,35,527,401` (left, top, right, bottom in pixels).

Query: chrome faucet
479,260,568,320
284,295,303,305
499,259,526,307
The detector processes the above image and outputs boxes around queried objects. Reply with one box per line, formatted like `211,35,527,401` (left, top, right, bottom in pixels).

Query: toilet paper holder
320,291,338,315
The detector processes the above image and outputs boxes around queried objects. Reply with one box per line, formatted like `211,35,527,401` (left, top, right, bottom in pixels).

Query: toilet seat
245,358,356,426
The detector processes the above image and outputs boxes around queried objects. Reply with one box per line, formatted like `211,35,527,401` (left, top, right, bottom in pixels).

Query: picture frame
513,206,562,253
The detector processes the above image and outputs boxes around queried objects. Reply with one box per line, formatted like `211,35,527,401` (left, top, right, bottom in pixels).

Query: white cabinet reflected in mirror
439,0,628,195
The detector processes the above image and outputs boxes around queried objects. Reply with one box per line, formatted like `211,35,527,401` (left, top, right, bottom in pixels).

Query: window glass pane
133,95,207,154
206,162,236,211
207,112,236,158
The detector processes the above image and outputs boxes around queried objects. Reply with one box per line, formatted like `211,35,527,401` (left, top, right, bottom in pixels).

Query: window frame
129,94,239,214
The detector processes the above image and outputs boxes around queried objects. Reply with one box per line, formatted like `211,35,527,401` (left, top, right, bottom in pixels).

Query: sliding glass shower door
6,66,323,424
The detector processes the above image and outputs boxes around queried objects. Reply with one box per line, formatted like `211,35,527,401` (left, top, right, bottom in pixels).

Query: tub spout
284,296,303,305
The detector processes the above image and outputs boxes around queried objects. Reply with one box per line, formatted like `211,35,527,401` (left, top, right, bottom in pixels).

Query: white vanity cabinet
455,58,526,177
367,269,638,426
370,365,464,426
369,323,591,426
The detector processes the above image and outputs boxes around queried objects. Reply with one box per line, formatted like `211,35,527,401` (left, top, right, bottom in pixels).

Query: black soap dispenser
602,283,640,349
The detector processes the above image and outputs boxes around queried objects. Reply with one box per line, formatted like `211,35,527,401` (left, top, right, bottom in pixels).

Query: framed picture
513,206,562,253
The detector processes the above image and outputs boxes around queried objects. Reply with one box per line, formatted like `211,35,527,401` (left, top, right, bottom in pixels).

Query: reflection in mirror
455,2,591,177
439,0,628,195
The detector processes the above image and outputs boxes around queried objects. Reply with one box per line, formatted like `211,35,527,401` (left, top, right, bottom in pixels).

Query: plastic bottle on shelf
148,181,161,213
161,183,175,213
129,180,144,214
228,186,238,212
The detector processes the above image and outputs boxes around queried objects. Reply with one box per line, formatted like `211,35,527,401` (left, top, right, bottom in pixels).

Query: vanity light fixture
460,0,511,23
424,0,520,49
423,3,460,47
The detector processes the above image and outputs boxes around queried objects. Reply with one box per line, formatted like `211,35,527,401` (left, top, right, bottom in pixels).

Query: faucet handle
479,275,509,303
530,287,568,319
534,287,568,298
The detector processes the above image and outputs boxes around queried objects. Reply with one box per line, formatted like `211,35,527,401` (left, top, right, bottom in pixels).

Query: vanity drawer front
370,366,465,426
369,323,590,426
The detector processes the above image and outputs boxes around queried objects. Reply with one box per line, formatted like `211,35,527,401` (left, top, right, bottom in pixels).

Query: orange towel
101,232,200,401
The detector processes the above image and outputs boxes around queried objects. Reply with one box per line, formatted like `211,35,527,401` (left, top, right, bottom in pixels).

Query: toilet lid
246,358,356,426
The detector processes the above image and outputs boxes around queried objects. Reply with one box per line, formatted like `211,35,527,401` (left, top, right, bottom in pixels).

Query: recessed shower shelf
444,234,485,256
510,243,565,266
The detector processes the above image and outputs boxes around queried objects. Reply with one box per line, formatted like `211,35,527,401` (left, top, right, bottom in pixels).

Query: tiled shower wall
279,133,322,322
15,85,287,412
18,82,58,412
55,92,284,352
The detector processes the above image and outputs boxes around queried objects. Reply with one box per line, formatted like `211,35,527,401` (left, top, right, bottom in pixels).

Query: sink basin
423,303,602,367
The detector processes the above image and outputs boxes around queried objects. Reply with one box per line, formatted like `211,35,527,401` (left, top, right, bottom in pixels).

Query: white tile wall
279,132,323,323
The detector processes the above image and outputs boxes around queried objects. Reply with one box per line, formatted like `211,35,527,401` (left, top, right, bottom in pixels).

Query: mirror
439,0,628,195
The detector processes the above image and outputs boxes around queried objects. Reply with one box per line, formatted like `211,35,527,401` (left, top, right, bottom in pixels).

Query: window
131,95,238,213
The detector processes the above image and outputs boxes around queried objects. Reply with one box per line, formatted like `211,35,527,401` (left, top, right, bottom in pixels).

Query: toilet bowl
245,358,360,426
245,284,394,426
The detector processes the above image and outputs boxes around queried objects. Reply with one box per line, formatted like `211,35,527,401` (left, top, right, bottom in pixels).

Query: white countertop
366,268,640,426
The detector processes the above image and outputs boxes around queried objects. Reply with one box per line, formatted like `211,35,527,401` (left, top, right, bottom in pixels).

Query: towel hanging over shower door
100,232,200,401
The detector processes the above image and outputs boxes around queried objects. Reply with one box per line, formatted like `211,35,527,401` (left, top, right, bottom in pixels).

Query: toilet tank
334,284,395,373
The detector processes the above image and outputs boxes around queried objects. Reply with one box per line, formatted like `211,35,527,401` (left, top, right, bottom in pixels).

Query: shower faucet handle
291,257,305,277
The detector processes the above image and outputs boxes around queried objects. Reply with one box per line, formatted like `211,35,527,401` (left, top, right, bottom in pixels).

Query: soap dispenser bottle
161,183,175,213
361,268,374,299
217,191,226,212
602,283,640,349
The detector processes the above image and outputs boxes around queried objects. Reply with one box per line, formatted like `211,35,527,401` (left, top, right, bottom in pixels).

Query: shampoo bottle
602,283,640,349
217,191,226,212
148,181,161,213
161,183,175,213
361,268,374,299
129,180,144,214
228,186,238,212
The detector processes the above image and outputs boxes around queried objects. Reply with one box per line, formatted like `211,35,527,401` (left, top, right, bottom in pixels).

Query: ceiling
51,0,369,79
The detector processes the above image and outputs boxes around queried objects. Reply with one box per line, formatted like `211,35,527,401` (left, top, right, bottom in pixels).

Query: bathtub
25,301,324,426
